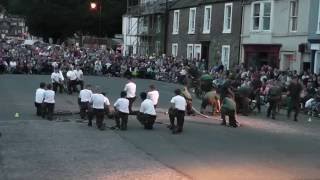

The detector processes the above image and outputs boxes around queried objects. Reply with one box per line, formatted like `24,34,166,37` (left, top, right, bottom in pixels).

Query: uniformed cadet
137,92,157,130
43,84,55,121
51,68,64,93
113,91,130,130
124,77,136,114
89,87,109,130
147,85,159,108
200,87,220,115
78,84,93,120
66,66,78,94
266,80,282,120
34,82,46,116
169,89,187,134
287,76,303,121
221,93,238,128
75,66,84,90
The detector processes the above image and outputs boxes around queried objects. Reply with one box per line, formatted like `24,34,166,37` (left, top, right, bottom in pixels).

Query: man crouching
137,92,157,130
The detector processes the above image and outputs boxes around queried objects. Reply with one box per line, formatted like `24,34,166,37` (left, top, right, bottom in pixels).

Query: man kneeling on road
137,92,157,130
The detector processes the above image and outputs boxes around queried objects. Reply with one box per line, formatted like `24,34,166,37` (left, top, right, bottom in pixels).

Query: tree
0,0,126,42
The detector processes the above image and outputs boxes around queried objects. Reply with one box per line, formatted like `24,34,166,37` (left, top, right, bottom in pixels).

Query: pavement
1,74,320,180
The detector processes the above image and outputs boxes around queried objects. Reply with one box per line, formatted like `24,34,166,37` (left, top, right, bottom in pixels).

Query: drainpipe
238,0,244,66
164,0,169,55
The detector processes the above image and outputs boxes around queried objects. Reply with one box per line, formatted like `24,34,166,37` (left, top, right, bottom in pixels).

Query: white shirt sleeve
104,96,110,106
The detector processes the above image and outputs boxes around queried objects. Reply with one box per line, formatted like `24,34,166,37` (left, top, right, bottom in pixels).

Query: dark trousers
34,102,43,116
137,113,156,129
267,100,278,118
79,102,89,119
77,80,84,90
127,97,136,114
239,96,249,115
255,93,261,112
67,80,78,94
43,103,54,120
115,111,129,130
221,109,237,127
288,100,300,121
93,108,105,129
53,82,64,93
169,109,185,132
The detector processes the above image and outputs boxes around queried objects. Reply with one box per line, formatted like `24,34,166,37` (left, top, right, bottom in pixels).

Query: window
252,1,272,31
172,10,180,34
194,44,202,60
188,8,197,34
187,44,194,59
314,51,320,74
172,43,178,57
203,5,212,34
155,41,160,55
317,1,320,34
223,3,233,33
289,0,298,32
156,15,161,33
221,45,230,70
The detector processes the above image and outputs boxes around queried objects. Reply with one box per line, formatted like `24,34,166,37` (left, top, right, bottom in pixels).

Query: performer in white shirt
78,84,93,120
137,92,157,130
169,89,187,134
75,66,84,90
66,66,78,94
147,85,159,108
113,91,129,130
89,87,109,130
124,77,136,114
51,68,64,93
34,82,46,116
43,84,55,120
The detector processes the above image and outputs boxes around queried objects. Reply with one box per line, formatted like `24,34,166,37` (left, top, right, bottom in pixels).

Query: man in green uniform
221,93,238,128
200,87,220,115
267,80,282,119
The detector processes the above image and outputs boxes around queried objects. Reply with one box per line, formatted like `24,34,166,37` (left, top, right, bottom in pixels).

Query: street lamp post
90,0,102,37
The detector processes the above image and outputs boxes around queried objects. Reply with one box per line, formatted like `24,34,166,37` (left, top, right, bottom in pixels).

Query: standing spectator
124,77,136,114
43,84,55,120
168,89,187,134
34,82,46,116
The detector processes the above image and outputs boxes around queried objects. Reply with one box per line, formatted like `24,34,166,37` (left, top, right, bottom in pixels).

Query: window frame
172,43,178,57
203,5,212,34
223,3,233,34
289,0,298,32
221,45,231,70
187,44,194,60
188,7,197,34
194,44,202,60
317,0,320,34
172,10,180,35
251,1,273,32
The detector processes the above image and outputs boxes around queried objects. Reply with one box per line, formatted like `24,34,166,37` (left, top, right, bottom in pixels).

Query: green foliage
0,0,126,42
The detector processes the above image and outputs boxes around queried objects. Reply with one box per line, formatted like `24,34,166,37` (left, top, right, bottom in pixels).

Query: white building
122,16,138,56
241,0,311,72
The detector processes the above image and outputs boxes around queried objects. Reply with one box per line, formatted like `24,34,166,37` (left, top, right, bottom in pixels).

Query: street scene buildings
0,6,27,39
123,0,320,73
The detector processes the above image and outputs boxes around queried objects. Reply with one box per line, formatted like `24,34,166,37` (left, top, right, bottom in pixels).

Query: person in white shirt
169,89,187,134
43,84,55,120
75,66,84,90
51,68,64,93
66,66,78,94
147,85,159,108
137,92,157,130
34,82,46,116
124,77,137,114
89,87,109,130
78,84,93,120
113,91,129,130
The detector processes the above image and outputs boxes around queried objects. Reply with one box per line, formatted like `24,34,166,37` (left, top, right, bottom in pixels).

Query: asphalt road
1,74,320,180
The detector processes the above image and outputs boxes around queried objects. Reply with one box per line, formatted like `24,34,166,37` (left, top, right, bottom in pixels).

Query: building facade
122,0,176,56
0,7,27,39
166,0,243,69
309,0,320,74
241,0,311,72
